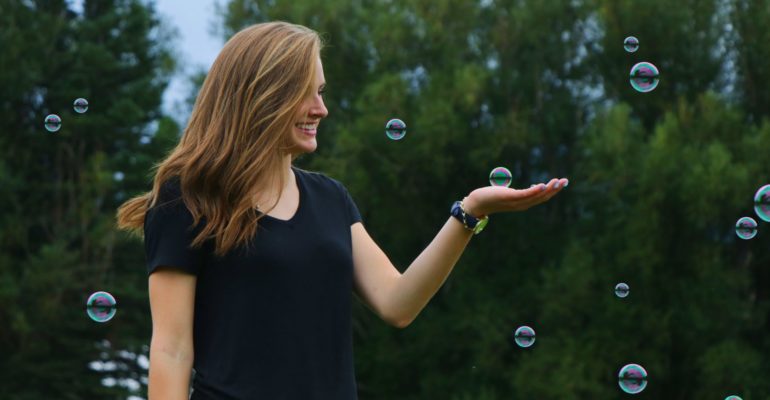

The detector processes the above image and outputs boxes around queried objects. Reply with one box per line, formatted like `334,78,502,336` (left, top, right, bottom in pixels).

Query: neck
281,154,293,182
253,156,295,210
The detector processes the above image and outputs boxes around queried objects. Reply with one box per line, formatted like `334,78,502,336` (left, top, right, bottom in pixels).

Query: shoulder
153,176,182,207
144,177,203,233
294,167,348,194
294,167,361,223
147,177,208,230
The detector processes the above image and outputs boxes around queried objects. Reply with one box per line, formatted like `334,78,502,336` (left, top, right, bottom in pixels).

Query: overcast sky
153,0,223,116
70,0,223,117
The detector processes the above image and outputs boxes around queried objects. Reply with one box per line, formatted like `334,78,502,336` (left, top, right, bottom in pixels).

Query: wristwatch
450,199,489,235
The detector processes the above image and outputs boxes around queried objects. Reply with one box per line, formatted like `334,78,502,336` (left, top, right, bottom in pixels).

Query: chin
290,127,318,154
290,139,317,154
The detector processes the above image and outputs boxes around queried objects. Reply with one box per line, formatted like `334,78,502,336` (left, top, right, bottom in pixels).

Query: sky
153,0,223,116
69,0,223,117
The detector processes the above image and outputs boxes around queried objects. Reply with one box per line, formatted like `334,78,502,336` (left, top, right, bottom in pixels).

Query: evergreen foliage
1,0,768,398
0,0,176,397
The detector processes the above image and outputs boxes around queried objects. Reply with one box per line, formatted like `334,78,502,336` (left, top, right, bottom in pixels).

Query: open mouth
295,122,318,136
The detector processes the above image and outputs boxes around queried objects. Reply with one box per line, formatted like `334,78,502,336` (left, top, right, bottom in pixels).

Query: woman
116,21,567,400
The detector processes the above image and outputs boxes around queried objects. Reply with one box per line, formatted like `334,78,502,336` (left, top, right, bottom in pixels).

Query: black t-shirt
144,167,362,400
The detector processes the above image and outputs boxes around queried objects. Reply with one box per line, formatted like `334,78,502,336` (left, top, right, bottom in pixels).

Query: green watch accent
471,213,489,234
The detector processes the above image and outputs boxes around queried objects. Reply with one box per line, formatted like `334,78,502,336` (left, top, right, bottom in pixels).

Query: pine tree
0,0,177,398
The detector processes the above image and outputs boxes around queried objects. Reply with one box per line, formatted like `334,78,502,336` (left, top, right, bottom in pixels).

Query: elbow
387,312,414,329
378,294,417,328
393,319,412,329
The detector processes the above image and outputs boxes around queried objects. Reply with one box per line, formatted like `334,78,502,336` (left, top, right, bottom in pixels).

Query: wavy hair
116,21,323,257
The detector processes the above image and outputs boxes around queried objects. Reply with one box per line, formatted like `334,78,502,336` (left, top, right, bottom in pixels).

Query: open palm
465,178,569,216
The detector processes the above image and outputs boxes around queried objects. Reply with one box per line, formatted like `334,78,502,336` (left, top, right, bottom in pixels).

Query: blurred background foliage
1,0,769,398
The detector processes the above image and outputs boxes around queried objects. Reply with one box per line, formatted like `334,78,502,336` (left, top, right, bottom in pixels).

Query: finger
526,180,558,199
518,183,554,204
528,181,552,191
523,184,547,200
538,179,559,193
557,178,569,190
543,178,569,200
528,183,547,194
523,178,566,202
510,184,546,199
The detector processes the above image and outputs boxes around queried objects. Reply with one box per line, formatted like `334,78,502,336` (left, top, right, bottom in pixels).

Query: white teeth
296,123,317,130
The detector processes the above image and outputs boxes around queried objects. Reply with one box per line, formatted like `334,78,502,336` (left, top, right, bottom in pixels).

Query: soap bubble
618,363,648,394
489,167,513,187
724,396,743,400
86,291,117,323
513,325,536,348
44,114,61,132
385,118,406,140
735,217,758,240
629,62,660,93
754,184,770,222
73,98,89,113
624,36,639,52
615,282,630,298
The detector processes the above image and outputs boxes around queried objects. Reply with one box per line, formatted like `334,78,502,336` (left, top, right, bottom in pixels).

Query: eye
318,88,326,96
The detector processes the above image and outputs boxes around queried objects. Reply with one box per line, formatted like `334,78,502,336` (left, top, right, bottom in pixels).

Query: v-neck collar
259,166,304,223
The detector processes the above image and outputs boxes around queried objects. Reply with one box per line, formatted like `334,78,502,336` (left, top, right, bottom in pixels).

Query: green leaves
3,0,769,397
0,0,173,398
209,0,770,398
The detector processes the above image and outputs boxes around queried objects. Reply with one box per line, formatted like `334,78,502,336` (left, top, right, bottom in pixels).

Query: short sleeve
339,184,362,226
143,179,206,275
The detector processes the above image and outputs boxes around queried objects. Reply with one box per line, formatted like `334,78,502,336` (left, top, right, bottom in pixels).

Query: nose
308,94,328,119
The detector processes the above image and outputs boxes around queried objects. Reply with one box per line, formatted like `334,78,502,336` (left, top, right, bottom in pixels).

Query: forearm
148,339,193,400
390,216,474,327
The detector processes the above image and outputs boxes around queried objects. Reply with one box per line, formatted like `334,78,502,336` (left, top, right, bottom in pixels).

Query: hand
463,178,569,217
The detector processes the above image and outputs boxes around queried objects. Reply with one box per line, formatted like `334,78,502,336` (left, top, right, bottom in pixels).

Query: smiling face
289,57,328,155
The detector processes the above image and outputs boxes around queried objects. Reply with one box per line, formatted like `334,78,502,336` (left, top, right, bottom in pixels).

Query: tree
0,0,176,398
213,0,770,398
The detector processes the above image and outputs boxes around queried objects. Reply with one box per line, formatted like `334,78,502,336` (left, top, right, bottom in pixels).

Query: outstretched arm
351,178,568,328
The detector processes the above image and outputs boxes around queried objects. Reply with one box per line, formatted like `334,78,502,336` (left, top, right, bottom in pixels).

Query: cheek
295,104,311,118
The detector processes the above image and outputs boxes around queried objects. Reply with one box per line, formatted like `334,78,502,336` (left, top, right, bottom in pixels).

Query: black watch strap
450,200,489,234
451,201,478,229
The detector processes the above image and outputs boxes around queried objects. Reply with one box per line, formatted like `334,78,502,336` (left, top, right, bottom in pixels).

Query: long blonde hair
116,21,323,257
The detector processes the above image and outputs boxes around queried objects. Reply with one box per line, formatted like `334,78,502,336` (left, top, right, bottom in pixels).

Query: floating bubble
629,62,660,93
385,118,406,140
86,291,117,323
615,282,630,298
735,217,758,240
624,36,639,53
724,396,743,400
618,363,648,394
489,167,513,187
513,325,536,348
44,114,61,132
73,98,89,114
754,184,770,222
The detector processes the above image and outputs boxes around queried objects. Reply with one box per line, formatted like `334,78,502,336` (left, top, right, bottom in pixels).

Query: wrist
450,198,490,235
462,195,485,218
